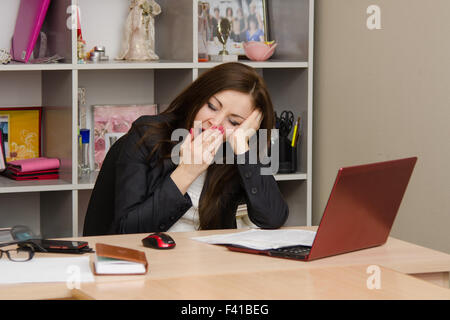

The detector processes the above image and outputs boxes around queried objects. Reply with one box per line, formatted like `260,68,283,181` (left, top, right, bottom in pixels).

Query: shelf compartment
267,0,311,61
0,191,73,238
78,0,193,63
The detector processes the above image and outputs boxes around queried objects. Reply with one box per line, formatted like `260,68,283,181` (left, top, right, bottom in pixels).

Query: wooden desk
73,265,450,300
0,227,449,300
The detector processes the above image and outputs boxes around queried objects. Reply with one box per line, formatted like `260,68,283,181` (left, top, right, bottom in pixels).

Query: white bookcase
0,0,314,237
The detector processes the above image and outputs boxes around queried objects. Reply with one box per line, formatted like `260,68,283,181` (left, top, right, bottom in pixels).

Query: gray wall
313,0,450,253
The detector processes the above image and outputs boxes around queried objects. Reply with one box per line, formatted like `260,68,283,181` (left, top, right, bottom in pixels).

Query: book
93,243,148,275
7,157,60,173
11,0,52,63
2,168,59,181
0,129,6,172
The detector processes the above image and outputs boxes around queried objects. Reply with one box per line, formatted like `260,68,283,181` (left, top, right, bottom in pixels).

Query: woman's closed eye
207,102,218,111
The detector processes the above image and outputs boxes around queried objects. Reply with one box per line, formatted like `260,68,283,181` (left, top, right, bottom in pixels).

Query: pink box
93,104,158,170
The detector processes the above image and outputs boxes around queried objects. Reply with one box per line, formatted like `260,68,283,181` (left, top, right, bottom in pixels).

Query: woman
83,62,288,236
245,15,264,42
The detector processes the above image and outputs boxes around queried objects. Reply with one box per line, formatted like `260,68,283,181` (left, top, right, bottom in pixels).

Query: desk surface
1,227,450,300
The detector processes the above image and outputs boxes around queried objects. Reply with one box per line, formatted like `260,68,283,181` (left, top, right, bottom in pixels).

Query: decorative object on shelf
11,0,51,63
217,18,231,55
117,0,162,61
93,104,158,170
88,46,109,63
0,49,12,65
2,157,60,181
203,0,268,58
78,129,91,177
0,107,42,162
77,35,87,63
209,18,238,62
198,2,210,62
243,40,277,61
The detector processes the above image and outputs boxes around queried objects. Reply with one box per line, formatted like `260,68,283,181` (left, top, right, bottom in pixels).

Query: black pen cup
277,136,297,174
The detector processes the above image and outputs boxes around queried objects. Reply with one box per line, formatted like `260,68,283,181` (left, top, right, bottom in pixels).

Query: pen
291,120,298,147
293,116,301,147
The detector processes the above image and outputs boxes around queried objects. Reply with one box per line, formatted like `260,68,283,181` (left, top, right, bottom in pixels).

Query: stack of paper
192,229,317,250
0,257,94,285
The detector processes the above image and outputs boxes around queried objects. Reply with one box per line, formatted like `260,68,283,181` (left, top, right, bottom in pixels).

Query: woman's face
193,90,255,138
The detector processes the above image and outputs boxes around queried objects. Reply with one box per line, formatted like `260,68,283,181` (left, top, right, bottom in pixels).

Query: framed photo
92,104,158,170
0,107,42,162
199,0,268,57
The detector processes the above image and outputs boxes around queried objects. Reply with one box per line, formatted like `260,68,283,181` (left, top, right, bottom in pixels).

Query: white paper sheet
192,229,316,250
0,256,95,285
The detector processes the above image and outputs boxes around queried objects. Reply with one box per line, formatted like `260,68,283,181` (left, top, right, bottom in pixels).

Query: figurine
117,0,161,61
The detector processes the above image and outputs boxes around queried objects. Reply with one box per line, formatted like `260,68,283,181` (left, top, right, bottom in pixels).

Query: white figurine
117,0,161,61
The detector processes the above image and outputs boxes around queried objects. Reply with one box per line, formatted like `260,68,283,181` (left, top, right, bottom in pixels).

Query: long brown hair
139,62,274,229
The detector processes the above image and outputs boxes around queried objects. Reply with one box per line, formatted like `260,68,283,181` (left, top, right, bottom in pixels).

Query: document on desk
0,256,94,284
192,229,316,250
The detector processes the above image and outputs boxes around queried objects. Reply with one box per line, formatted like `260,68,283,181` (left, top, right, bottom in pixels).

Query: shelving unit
0,0,314,237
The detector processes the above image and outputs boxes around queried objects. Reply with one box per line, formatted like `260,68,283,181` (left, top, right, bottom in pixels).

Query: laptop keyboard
269,246,311,259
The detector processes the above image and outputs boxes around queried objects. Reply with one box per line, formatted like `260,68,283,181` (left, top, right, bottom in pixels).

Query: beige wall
313,0,450,253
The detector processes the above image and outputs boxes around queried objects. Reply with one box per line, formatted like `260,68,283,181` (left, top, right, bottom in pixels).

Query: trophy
217,18,231,56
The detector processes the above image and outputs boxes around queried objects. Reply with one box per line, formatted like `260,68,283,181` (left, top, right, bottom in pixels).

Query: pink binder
11,0,51,63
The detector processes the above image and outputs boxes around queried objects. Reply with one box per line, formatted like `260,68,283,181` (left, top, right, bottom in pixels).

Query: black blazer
83,115,288,236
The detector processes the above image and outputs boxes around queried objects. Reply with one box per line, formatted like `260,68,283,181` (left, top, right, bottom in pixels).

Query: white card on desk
0,256,94,284
192,229,316,250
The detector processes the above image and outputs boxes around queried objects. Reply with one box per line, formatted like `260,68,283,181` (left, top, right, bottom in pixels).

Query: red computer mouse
142,232,176,249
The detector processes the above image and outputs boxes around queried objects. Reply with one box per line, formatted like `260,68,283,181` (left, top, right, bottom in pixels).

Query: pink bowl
243,41,277,61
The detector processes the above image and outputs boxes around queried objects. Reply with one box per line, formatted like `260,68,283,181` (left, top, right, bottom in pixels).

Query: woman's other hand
227,109,263,155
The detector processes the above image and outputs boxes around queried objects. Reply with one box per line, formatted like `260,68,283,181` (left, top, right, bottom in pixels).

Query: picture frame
92,104,158,170
199,0,269,57
0,107,42,162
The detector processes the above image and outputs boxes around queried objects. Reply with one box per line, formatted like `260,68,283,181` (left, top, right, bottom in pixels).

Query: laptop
227,157,418,261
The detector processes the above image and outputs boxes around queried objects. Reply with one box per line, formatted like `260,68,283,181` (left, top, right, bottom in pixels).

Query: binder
11,0,51,63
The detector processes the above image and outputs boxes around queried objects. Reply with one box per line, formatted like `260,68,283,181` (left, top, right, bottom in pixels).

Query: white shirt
167,171,206,232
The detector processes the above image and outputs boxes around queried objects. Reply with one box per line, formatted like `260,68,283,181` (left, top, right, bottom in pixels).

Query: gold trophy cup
217,18,231,56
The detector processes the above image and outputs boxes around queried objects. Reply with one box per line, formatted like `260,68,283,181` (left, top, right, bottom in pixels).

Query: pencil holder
277,136,297,174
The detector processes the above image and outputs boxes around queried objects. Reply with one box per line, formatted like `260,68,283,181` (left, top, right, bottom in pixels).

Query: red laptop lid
308,157,417,261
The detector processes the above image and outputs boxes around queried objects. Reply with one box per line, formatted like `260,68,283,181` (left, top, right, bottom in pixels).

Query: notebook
11,0,51,63
93,243,148,275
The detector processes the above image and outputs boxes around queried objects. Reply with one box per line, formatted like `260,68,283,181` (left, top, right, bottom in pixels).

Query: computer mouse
142,232,176,249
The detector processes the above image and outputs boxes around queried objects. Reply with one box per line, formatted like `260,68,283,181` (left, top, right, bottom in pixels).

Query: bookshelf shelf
0,176,73,194
0,63,74,72
75,60,196,70
0,0,314,237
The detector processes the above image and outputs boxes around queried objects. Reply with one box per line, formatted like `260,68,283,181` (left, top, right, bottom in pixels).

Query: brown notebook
93,243,148,275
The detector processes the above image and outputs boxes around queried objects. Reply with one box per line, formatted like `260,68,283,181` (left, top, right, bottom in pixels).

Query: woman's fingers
186,127,224,164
